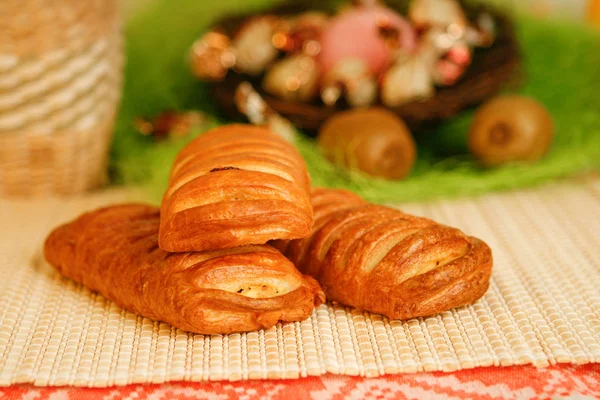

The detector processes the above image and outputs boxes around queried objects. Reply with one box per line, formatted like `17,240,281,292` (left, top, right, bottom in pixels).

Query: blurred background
1,0,598,201
121,0,599,23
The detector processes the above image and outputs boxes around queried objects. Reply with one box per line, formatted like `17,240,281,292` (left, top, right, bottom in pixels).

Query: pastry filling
236,284,280,298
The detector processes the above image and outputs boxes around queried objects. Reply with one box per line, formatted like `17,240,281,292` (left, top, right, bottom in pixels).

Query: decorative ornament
417,26,472,87
381,16,478,107
189,31,235,81
321,58,378,107
380,51,435,107
271,12,328,55
409,0,468,31
235,81,297,143
134,111,207,141
232,15,280,75
407,0,493,87
465,12,497,47
468,95,554,167
317,4,417,77
318,107,416,180
189,16,279,81
262,54,320,103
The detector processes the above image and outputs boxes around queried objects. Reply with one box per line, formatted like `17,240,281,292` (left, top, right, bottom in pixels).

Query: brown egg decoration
468,95,554,167
318,108,416,180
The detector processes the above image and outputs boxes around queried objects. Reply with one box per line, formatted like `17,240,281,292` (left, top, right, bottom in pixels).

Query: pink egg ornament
318,5,417,77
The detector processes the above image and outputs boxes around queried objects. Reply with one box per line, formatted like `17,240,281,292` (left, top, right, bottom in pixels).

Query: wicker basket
212,0,521,134
0,0,123,196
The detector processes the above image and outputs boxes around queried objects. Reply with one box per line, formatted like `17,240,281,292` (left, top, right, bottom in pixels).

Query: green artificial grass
112,0,600,204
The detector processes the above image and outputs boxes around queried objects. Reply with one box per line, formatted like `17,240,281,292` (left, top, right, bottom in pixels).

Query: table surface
1,178,599,399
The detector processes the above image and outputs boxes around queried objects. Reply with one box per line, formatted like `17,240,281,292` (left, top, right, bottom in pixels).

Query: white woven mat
0,179,599,387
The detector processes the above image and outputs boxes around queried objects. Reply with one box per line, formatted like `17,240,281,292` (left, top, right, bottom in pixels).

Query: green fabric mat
112,0,600,203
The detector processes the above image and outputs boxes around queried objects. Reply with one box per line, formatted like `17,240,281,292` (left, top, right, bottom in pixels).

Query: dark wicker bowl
211,0,521,134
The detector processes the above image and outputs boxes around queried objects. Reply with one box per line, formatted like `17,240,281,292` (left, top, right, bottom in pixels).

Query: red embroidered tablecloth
2,364,598,399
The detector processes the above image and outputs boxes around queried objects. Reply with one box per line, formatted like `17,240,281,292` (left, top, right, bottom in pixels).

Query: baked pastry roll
159,124,313,252
274,188,493,320
44,204,325,335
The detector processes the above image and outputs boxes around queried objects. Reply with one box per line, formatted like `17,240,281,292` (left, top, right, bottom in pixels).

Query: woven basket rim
0,0,120,57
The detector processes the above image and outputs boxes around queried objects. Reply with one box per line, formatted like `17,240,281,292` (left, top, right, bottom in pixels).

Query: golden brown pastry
44,204,325,335
274,188,493,320
159,124,313,252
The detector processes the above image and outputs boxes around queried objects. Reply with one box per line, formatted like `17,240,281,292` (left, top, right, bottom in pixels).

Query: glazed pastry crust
275,188,493,320
159,124,313,252
44,204,325,335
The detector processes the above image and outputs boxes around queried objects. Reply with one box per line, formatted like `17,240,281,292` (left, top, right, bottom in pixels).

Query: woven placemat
0,179,599,386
